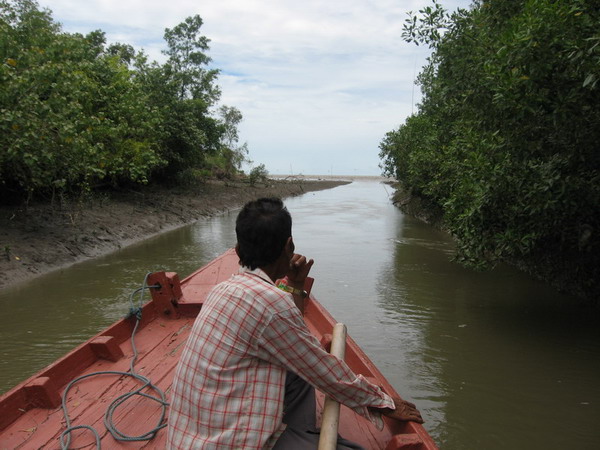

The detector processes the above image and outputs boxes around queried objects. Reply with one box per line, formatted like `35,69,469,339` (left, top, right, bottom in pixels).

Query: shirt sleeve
256,300,395,428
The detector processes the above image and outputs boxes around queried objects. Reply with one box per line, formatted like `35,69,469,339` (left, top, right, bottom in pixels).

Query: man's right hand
286,253,314,289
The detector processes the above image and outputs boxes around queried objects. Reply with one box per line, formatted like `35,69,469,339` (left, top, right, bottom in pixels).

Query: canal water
1,180,598,449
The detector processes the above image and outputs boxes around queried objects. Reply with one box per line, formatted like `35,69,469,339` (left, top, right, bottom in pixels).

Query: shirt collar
239,265,276,286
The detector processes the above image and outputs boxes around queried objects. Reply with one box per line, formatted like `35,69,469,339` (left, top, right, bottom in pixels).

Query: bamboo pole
318,323,347,450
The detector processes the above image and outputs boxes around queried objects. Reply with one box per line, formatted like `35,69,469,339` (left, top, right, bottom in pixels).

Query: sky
38,0,472,176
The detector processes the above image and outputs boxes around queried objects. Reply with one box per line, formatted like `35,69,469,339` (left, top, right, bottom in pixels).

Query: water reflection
380,209,600,449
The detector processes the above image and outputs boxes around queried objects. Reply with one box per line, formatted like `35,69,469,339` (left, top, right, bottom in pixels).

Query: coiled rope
59,274,169,449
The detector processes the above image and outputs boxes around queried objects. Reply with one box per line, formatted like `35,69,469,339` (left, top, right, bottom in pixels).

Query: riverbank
0,178,349,290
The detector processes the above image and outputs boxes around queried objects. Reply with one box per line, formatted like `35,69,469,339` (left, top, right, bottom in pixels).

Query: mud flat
0,179,349,289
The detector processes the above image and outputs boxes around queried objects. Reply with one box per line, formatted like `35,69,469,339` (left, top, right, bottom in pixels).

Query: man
167,197,422,449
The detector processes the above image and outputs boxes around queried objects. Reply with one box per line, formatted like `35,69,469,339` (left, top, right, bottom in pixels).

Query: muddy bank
0,178,349,289
389,183,444,229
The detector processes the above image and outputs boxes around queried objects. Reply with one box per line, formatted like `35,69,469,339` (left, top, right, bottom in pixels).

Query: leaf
6,58,17,67
583,74,595,88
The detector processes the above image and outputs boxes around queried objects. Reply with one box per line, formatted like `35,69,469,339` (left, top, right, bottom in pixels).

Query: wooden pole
318,323,347,450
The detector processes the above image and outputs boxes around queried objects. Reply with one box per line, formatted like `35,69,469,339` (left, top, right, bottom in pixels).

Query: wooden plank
0,389,27,431
0,316,194,448
180,285,213,303
59,318,193,448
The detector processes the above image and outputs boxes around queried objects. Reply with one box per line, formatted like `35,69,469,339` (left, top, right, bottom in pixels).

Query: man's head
235,197,292,270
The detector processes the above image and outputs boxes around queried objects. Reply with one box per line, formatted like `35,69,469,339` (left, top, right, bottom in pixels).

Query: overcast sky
39,0,472,176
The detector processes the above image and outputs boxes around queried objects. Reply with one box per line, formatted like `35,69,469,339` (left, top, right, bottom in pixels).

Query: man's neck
259,263,280,283
260,253,289,283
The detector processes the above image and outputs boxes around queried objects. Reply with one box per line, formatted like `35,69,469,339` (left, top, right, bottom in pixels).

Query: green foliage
0,0,163,198
249,164,269,186
380,0,599,297
0,1,249,201
150,14,225,181
216,105,249,177
162,15,220,103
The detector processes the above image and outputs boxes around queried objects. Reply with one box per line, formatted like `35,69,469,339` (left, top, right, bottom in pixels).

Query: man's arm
266,252,423,424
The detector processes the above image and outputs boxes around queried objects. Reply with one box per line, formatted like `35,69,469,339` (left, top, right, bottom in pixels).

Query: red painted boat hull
0,249,437,449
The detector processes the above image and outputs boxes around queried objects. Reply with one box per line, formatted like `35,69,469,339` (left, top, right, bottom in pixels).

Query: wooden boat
0,249,438,449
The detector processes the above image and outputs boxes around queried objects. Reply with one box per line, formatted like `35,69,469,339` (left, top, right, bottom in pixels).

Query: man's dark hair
236,197,292,270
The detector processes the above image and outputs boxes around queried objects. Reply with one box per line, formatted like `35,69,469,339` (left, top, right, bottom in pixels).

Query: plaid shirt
167,266,394,449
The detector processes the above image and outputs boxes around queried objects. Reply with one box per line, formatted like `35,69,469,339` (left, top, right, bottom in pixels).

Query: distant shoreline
269,174,393,182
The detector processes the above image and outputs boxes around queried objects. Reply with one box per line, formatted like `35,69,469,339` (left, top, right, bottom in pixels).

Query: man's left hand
379,397,424,423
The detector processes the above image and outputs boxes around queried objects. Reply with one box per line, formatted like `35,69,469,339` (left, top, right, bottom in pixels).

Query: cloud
40,0,472,175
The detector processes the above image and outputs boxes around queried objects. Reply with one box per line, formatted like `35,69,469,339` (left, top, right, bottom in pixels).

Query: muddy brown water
1,180,598,449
